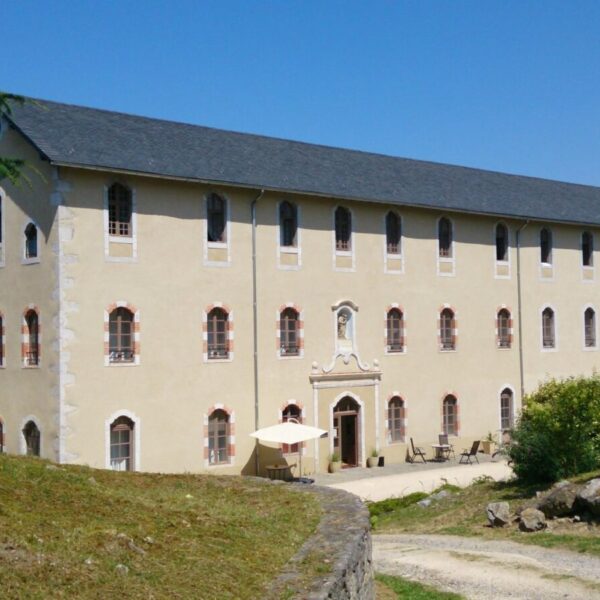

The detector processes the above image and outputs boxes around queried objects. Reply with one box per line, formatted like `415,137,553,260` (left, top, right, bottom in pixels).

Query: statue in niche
337,313,348,339
336,307,353,352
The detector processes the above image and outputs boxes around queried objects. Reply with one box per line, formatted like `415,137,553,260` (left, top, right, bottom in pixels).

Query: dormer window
108,183,132,237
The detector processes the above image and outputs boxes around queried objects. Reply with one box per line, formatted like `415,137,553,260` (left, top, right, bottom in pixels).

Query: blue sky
3,1,600,185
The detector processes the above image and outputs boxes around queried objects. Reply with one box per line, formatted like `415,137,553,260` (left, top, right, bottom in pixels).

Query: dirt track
374,534,600,599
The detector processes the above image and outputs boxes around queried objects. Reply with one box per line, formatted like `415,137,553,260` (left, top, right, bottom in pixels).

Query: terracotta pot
367,457,378,468
328,461,341,473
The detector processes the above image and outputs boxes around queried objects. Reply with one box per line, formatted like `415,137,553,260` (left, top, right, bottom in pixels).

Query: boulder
519,508,546,532
537,483,579,518
576,478,600,517
486,502,510,527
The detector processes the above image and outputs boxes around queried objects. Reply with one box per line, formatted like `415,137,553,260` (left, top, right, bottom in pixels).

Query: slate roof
7,97,600,226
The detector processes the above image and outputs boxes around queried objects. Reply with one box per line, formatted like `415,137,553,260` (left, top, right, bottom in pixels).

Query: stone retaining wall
264,482,374,599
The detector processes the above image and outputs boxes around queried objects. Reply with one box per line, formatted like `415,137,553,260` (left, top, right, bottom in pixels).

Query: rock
486,502,510,527
115,563,129,575
430,490,451,501
143,536,155,545
537,483,579,518
577,478,600,517
519,508,546,532
84,557,94,566
573,515,581,523
417,498,432,508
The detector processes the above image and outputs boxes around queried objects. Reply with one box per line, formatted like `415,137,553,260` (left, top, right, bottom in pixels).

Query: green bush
509,376,600,483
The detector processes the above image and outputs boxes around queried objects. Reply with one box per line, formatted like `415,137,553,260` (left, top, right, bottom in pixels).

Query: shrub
509,376,600,483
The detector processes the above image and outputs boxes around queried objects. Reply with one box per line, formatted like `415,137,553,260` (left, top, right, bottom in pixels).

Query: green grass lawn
0,454,321,599
369,472,600,556
375,574,464,599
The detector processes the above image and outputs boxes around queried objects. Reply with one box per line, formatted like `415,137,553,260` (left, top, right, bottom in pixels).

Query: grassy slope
375,574,464,599
371,473,600,556
0,455,321,599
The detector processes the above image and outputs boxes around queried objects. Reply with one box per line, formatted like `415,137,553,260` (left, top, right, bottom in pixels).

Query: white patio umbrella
250,420,327,477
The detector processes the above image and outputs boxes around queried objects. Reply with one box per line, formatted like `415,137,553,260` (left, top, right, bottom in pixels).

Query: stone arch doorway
333,396,360,467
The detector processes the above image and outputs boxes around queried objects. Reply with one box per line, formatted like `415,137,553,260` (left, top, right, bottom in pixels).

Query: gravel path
374,534,600,599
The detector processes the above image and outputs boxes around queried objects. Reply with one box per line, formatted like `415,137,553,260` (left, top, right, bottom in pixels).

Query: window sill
207,241,227,249
385,349,406,355
107,361,139,367
22,257,40,265
108,235,134,244
278,353,304,360
280,246,299,254
335,250,353,257
439,348,457,353
22,364,41,369
496,345,512,350
583,345,597,352
207,461,235,469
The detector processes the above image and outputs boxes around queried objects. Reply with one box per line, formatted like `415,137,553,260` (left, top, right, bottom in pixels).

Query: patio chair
438,433,455,460
408,437,427,463
459,440,480,464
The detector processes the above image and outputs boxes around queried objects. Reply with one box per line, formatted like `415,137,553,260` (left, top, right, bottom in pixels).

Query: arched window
497,309,512,349
540,228,552,264
388,397,405,443
282,403,302,454
108,183,132,237
207,193,226,243
208,409,230,465
110,416,134,471
584,307,596,348
438,217,452,258
582,231,594,267
109,307,134,363
335,207,352,251
440,308,456,351
386,211,401,255
207,308,229,359
542,307,555,348
23,420,40,456
442,395,458,436
495,223,508,262
500,388,514,430
24,309,39,366
386,308,404,353
24,223,38,259
280,308,299,356
279,201,298,248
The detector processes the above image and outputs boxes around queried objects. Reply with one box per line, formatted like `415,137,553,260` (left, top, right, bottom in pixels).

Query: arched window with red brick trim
208,409,230,465
386,308,404,352
497,308,512,349
388,397,405,443
440,308,455,351
280,308,300,356
109,307,135,363
207,308,229,359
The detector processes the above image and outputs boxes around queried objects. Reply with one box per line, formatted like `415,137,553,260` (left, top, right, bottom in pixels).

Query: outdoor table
431,444,450,461
266,464,293,481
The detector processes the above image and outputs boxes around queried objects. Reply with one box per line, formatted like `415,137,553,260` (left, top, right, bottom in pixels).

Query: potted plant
367,448,379,468
481,432,496,455
328,452,341,473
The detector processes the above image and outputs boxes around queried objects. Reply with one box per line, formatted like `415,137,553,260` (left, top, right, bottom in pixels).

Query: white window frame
22,219,41,265
276,200,301,271
581,231,595,282
582,304,597,351
540,304,558,352
539,227,554,280
204,404,236,469
436,216,455,277
203,191,231,267
498,385,516,431
383,210,404,274
105,409,141,471
103,183,138,263
19,415,41,456
493,221,511,279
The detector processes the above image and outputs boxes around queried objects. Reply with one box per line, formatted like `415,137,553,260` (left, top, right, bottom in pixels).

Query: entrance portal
333,396,360,467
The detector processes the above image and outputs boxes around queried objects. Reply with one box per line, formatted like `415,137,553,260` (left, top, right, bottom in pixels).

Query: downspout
251,189,265,476
516,220,530,401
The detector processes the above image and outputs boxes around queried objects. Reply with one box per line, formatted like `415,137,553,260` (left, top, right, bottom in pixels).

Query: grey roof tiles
7,97,600,226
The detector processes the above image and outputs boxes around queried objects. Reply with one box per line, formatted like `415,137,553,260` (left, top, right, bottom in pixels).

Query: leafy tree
0,92,39,185
509,375,600,483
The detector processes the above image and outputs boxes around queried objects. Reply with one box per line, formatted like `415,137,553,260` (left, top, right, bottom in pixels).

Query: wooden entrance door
333,396,360,467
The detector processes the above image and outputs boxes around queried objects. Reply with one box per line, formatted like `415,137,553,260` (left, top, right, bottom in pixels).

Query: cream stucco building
1,97,600,475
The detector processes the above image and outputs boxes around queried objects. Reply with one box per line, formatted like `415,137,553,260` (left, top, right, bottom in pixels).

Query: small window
497,309,511,349
540,228,552,264
386,211,401,255
386,308,404,352
108,183,132,237
335,207,352,251
208,409,230,464
207,308,229,359
24,309,39,366
582,232,594,267
280,308,299,356
440,308,455,351
500,389,514,430
109,308,134,363
495,224,508,262
438,218,452,258
24,223,38,259
282,404,302,454
23,420,40,456
542,307,555,348
110,416,134,471
388,397,405,443
585,307,596,348
279,202,298,248
207,193,226,243
442,395,458,436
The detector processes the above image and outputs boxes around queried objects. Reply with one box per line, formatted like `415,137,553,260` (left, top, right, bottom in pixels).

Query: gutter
251,189,265,476
516,220,530,401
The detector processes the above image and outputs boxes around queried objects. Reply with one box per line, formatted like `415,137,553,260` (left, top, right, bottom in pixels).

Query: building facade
1,98,599,475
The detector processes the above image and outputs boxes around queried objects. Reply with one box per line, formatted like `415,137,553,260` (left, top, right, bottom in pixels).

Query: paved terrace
313,455,513,502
